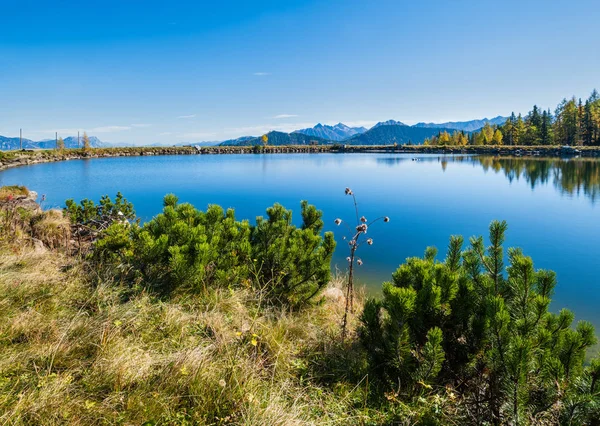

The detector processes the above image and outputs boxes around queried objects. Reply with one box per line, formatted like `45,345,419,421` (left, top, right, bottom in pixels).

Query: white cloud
180,132,217,139
223,122,316,137
31,125,133,135
177,114,197,119
342,120,378,129
92,126,132,133
273,114,298,119
220,119,381,138
253,72,270,76
30,128,79,135
131,123,152,128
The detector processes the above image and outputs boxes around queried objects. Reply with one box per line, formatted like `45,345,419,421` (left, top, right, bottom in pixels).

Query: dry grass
0,185,29,202
0,242,368,425
30,209,71,250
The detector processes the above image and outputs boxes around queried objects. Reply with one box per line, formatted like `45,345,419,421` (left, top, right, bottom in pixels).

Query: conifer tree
529,104,542,129
439,130,450,144
360,221,600,424
583,100,594,146
492,129,503,145
481,122,494,143
91,195,335,308
540,110,552,145
505,113,517,145
514,114,525,145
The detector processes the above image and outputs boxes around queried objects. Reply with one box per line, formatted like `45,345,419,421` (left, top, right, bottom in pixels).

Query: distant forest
425,90,600,146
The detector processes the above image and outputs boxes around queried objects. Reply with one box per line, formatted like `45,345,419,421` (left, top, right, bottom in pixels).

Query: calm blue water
1,153,599,326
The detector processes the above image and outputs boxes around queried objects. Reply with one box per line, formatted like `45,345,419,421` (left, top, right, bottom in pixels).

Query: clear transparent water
2,153,599,326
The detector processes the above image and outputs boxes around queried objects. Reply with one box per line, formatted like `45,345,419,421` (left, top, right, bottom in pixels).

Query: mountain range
220,117,508,147
0,135,106,150
372,119,407,128
0,116,508,150
220,132,331,147
413,116,507,132
293,123,367,141
345,122,447,146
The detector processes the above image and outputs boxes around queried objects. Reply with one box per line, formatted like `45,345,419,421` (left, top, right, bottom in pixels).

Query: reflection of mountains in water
376,155,600,203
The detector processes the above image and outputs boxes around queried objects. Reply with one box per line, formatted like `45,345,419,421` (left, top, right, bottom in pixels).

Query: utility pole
20,128,22,150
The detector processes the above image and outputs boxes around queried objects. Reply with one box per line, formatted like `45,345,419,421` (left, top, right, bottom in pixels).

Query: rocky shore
1,144,599,172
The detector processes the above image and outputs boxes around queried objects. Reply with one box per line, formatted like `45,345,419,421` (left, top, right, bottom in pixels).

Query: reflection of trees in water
373,155,600,202
554,161,600,202
476,157,600,203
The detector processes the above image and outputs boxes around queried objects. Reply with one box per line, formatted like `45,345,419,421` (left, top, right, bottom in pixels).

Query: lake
1,153,599,326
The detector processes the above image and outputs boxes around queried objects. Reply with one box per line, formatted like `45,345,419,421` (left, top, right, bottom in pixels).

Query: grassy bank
0,244,371,425
2,186,599,425
0,187,374,425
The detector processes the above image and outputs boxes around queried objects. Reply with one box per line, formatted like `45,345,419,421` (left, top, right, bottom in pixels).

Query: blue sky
1,0,599,145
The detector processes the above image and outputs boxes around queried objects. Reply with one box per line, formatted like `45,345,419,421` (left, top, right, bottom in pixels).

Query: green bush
92,195,335,307
131,194,252,294
360,220,600,424
65,192,136,228
251,201,336,307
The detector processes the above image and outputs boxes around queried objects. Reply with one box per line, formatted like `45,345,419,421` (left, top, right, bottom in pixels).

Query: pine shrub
360,220,600,424
92,194,335,307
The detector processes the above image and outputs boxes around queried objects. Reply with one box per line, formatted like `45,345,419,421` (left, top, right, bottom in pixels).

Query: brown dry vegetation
30,209,71,250
0,186,29,201
0,213,370,425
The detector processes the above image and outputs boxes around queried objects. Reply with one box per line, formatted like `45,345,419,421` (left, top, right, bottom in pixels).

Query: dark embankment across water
1,144,599,172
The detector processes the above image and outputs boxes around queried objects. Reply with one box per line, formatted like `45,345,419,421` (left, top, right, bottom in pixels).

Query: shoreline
1,144,599,172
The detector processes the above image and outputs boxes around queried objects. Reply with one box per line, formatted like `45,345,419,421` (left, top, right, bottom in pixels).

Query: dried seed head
334,218,342,225
357,259,363,266
346,257,351,263
384,216,390,223
344,187,353,195
360,216,367,223
349,240,355,246
356,223,368,233
367,238,373,245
